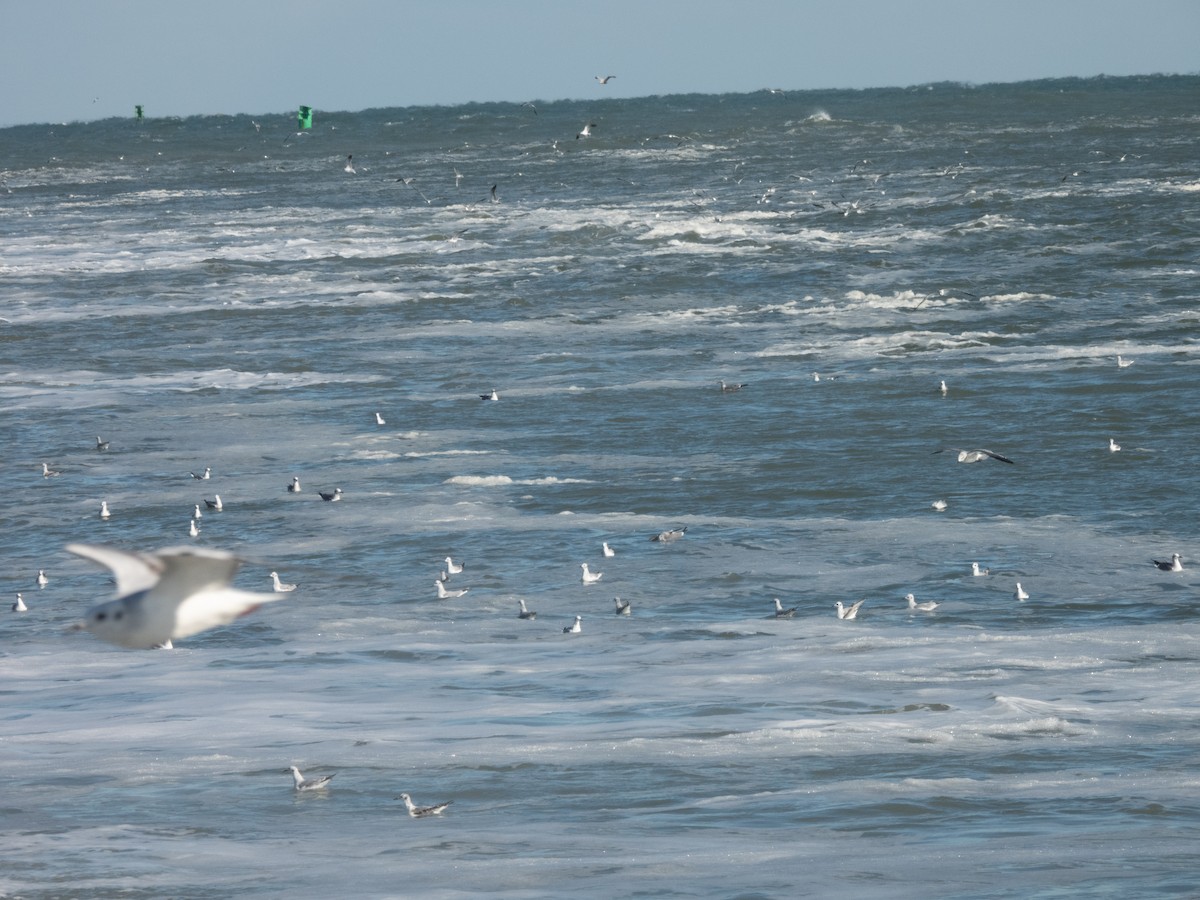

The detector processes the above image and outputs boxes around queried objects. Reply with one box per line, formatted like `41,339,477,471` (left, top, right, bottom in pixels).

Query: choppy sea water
2,75,1198,898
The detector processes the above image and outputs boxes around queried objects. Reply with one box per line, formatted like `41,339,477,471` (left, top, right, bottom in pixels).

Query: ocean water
2,75,1198,898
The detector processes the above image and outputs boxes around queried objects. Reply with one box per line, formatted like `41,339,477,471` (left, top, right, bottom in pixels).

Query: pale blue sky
3,0,1197,126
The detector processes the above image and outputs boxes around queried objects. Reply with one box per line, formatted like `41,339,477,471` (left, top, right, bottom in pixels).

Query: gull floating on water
1015,582,1030,601
319,488,342,502
375,412,386,425
614,597,631,615
719,380,746,392
287,476,301,493
1153,553,1183,572
270,571,297,592
563,614,583,633
398,793,451,818
518,599,536,620
204,495,223,511
971,562,989,577
836,599,866,620
13,593,27,612
650,527,687,543
602,542,615,558
95,435,110,451
189,519,200,538
36,569,48,588
581,563,603,584
100,501,111,520
773,598,797,618
66,543,285,649
936,448,1015,465
344,154,356,174
1109,438,1121,452
480,389,499,401
445,557,464,575
436,581,468,599
193,504,203,519
930,499,948,512
1117,355,1134,368
191,467,211,480
906,593,939,612
42,462,61,478
290,766,334,792
939,380,948,395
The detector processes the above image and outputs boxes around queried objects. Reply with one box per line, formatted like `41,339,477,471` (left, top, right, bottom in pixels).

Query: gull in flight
191,467,211,480
563,614,583,633
650,527,687,543
518,599,536,620
1014,582,1030,601
290,766,334,792
936,448,1015,465
614,597,631,615
905,593,938,612
13,593,27,612
436,581,468,599
319,488,343,502
602,542,616,558
576,123,597,140
270,571,297,592
445,557,464,575
1153,553,1183,572
971,562,989,577
287,476,301,493
595,75,616,84
581,563,603,584
398,793,451,818
772,598,797,618
66,543,285,649
836,599,866,620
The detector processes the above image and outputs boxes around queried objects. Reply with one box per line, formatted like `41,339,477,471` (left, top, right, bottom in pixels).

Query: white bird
1117,355,1134,368
650,527,687,543
719,380,746,392
95,435,110,451
193,504,203,519
154,639,174,650
563,614,583,633
270,571,297,592
936,448,1015,465
436,581,468,599
319,488,342,502
614,597,631,615
602,542,616,558
1153,553,1183,572
287,476,301,493
204,494,223,511
518,599,536,620
1108,438,1121,452
191,467,211,480
836,600,866,620
905,593,939,612
576,122,597,140
437,570,450,583
971,562,989,576
480,389,499,401
580,563,603,584
36,569,48,588
1015,582,1030,601
772,598,797,618
344,154,356,174
939,380,948,395
595,75,616,84
188,519,200,538
930,499,949,513
66,543,285,649
445,557,464,575
375,412,386,425
99,501,111,520
13,593,27,612
812,372,821,383
42,462,61,478
398,793,451,818
290,766,334,792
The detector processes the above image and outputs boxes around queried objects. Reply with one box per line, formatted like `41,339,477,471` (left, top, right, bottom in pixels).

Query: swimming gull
191,467,211,480
13,593,27,612
270,571,297,592
445,557,464,575
36,569,48,588
436,581,468,599
518,599,536,620
193,504,203,519
602,542,616,558
287,476,301,493
1117,355,1134,368
204,495,223,511
480,389,499,401
1152,553,1183,572
580,563,603,584
971,562,989,576
100,501,111,520
319,488,343,502
398,793,451,818
719,380,747,392
614,597,631,615
189,519,200,538
42,462,61,478
936,448,1015,465
595,75,616,84
375,412,386,425
344,154,356,174
939,380,948,395
290,766,334,792
1108,438,1121,452
66,543,285,649
650,526,687,543
905,593,939,612
96,435,110,451
1015,582,1030,601
437,570,450,583
153,639,174,650
563,614,583,633
930,499,948,512
772,598,797,618
836,600,866,620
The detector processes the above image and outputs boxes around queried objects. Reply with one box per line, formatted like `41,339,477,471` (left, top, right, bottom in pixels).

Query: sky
2,0,1197,127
